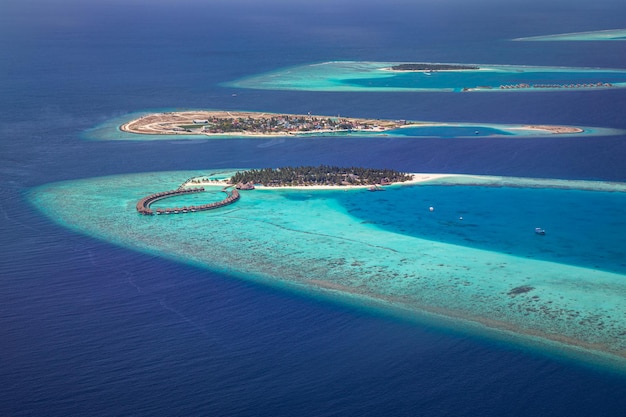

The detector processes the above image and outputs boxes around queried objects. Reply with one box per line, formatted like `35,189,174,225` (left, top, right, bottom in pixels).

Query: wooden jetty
136,187,240,215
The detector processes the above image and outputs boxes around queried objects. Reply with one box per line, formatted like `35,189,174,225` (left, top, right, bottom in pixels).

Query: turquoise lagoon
514,29,626,42
225,61,626,92
84,112,617,141
30,170,626,367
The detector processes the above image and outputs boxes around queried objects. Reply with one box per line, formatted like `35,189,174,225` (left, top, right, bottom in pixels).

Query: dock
136,187,240,215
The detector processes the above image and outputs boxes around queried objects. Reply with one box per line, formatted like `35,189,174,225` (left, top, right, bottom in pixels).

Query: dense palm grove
198,115,358,134
229,165,413,187
391,63,479,71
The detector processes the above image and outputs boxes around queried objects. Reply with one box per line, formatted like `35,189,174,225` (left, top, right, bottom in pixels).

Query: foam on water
514,29,626,42
225,61,626,92
29,170,626,368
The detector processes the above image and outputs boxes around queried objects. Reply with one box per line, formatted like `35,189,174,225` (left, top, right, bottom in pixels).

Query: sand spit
521,125,584,134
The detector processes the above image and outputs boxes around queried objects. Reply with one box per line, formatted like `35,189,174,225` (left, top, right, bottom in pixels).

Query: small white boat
535,227,546,235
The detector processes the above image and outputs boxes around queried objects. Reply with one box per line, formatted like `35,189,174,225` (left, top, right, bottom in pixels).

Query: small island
390,63,480,71
118,110,590,138
229,165,413,187
121,111,415,136
136,166,417,215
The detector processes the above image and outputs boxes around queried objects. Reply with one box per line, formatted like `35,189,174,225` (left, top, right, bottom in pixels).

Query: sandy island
180,173,457,190
120,110,415,136
513,28,626,41
179,171,626,193
120,111,585,137
521,125,584,134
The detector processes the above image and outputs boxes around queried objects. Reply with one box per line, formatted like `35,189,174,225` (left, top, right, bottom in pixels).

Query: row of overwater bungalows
136,187,240,215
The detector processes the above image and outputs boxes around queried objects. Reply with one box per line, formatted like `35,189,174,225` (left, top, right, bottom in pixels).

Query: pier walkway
136,187,240,215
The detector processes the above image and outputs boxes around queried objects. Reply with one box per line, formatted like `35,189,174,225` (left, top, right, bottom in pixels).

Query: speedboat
535,227,546,235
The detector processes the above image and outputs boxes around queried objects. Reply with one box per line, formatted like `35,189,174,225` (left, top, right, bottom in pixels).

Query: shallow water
226,61,626,92
30,171,626,366
4,0,626,414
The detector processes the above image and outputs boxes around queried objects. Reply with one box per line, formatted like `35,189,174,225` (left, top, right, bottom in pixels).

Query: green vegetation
391,63,479,71
229,165,413,187
202,115,362,134
178,125,205,129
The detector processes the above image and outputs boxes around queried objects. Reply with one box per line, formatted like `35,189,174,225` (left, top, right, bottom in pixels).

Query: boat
368,185,385,191
535,227,546,235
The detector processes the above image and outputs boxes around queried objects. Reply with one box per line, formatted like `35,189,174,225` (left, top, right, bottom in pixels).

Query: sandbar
514,29,626,41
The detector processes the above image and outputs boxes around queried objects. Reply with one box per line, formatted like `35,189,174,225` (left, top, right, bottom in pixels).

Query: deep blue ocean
2,0,626,415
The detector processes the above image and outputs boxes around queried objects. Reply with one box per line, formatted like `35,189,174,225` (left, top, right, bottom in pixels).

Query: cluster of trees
184,115,359,134
391,63,479,71
229,165,413,187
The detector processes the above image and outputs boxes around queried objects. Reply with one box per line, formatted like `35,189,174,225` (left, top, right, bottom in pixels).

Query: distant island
225,61,626,94
513,28,626,42
389,63,480,71
121,111,416,136
228,165,413,187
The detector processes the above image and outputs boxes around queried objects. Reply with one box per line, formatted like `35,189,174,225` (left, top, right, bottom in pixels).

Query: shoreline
520,125,584,134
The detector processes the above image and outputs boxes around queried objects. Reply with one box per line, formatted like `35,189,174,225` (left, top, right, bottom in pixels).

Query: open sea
2,0,626,415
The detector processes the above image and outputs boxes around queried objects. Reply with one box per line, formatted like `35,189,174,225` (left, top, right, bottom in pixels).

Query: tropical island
389,63,480,71
224,61,626,93
228,165,413,187
118,110,588,138
121,111,415,136
513,28,626,41
33,169,626,366
136,166,416,215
